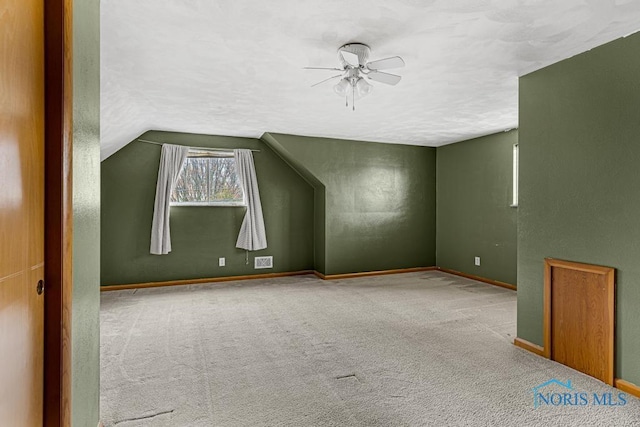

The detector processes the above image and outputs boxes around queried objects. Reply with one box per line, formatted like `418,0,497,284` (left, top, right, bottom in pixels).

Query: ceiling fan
305,43,405,110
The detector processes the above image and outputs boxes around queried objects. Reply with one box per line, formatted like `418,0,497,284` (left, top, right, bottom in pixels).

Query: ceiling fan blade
340,50,360,67
311,74,342,87
367,70,402,85
366,56,405,70
304,66,343,71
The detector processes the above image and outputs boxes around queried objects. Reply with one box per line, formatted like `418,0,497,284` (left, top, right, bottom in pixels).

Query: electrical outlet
219,257,225,267
474,257,481,266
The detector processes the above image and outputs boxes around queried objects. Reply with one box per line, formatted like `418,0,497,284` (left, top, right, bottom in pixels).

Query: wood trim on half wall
100,271,315,292
102,266,524,291
614,379,640,400
44,0,73,425
314,267,437,280
101,267,442,291
513,337,546,357
436,267,517,291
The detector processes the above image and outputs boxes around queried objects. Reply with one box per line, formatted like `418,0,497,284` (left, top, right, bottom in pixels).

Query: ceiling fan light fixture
333,78,349,97
356,77,373,98
307,42,404,109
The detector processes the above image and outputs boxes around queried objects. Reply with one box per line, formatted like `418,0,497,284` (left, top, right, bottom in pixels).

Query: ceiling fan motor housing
338,43,370,67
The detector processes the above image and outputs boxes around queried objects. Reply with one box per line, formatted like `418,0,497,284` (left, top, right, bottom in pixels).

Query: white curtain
150,144,190,255
234,149,267,250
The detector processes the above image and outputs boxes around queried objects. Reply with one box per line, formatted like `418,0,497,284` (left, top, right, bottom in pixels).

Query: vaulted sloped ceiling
101,0,640,160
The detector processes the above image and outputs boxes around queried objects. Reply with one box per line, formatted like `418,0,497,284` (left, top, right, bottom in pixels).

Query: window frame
170,151,245,207
511,143,519,208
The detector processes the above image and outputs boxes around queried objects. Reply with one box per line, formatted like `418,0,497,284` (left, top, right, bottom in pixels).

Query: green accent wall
101,131,314,285
518,32,640,385
436,130,518,285
260,133,327,273
72,0,101,425
263,133,436,275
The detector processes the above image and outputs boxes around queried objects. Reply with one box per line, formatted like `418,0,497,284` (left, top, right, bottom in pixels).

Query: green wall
436,130,518,285
518,32,640,385
260,133,327,273
72,0,101,424
263,133,437,275
101,131,314,285
313,187,326,273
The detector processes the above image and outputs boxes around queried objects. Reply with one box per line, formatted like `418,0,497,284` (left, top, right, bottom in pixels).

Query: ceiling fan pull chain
352,84,356,111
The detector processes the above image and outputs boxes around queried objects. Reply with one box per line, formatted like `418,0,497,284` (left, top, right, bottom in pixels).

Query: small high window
171,152,244,206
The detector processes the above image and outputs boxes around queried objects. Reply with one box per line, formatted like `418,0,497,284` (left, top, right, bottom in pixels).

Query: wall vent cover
254,256,273,269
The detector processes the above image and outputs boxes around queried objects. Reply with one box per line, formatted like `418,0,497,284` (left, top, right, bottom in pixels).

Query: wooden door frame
44,0,73,425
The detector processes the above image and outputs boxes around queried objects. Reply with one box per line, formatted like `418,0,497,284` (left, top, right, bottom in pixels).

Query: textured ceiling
101,0,640,160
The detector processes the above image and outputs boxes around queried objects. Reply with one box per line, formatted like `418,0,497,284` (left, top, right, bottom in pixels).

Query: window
171,152,244,206
512,143,519,207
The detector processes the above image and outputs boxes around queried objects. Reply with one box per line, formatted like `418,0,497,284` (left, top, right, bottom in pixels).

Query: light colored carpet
100,271,640,426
